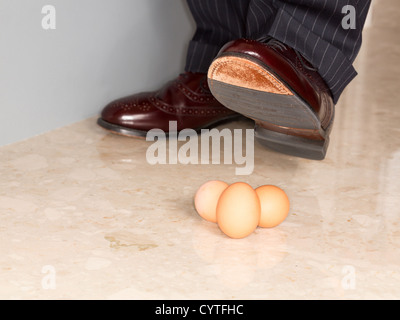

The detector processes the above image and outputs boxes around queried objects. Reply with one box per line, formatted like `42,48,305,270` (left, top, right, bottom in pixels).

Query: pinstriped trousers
184,0,371,103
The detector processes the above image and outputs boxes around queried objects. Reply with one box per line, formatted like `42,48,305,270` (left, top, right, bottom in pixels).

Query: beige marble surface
1,1,400,300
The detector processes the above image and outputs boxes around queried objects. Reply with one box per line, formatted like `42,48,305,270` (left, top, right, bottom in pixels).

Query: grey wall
0,0,194,146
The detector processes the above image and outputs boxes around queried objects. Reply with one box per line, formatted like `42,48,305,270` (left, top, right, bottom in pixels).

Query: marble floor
1,1,400,300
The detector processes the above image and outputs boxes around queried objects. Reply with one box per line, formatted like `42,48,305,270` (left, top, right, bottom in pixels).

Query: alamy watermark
342,5,357,30
41,5,56,30
41,265,56,290
341,265,356,290
42,4,357,31
145,122,255,176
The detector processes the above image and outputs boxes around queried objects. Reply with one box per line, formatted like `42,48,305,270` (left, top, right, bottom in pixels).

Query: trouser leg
185,0,278,73
265,0,371,102
185,0,371,102
185,0,250,73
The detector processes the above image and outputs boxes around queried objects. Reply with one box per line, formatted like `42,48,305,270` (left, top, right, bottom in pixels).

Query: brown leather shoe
98,72,240,137
207,38,335,160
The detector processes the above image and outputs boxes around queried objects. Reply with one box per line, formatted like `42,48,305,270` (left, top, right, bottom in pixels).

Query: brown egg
194,180,229,223
255,185,290,228
216,182,261,239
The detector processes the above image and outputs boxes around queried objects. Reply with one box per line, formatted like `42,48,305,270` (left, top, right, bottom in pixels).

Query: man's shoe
98,72,239,137
207,38,335,160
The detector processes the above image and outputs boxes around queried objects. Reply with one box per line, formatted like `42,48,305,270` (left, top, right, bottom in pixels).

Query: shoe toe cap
101,93,148,121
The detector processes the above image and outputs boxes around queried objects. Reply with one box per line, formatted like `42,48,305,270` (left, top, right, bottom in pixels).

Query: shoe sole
207,54,329,160
97,115,244,139
97,118,148,138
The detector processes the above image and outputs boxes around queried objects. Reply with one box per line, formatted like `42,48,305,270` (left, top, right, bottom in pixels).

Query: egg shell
194,180,229,223
255,185,290,228
216,182,261,239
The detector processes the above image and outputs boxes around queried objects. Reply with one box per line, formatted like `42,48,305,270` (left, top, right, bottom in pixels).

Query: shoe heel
255,125,329,160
